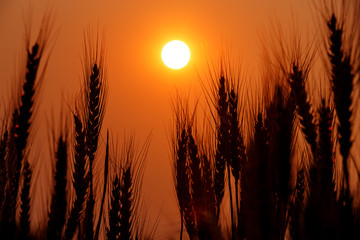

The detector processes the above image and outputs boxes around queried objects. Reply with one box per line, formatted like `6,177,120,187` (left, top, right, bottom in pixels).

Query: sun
161,40,190,70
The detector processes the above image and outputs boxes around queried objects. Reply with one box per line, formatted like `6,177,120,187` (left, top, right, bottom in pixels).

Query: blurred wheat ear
265,85,294,240
305,99,339,239
327,13,354,194
327,11,359,238
0,13,51,238
247,112,275,240
47,134,68,240
289,62,317,158
228,86,246,240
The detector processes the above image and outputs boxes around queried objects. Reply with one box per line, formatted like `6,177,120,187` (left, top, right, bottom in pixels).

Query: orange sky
0,0,313,238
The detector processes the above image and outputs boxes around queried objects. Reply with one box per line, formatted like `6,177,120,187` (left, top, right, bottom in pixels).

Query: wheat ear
1,20,49,236
64,114,88,240
119,165,133,240
289,63,317,157
107,174,121,240
214,75,229,219
328,14,354,193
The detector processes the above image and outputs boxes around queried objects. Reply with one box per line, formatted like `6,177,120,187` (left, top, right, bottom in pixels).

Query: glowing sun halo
161,40,190,70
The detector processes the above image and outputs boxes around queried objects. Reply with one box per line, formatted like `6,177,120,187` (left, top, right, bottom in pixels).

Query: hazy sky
0,0,313,238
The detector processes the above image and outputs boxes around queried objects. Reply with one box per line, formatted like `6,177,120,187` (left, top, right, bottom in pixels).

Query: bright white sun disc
161,40,190,69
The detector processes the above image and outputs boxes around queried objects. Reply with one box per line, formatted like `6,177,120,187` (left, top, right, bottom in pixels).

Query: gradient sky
0,0,313,238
